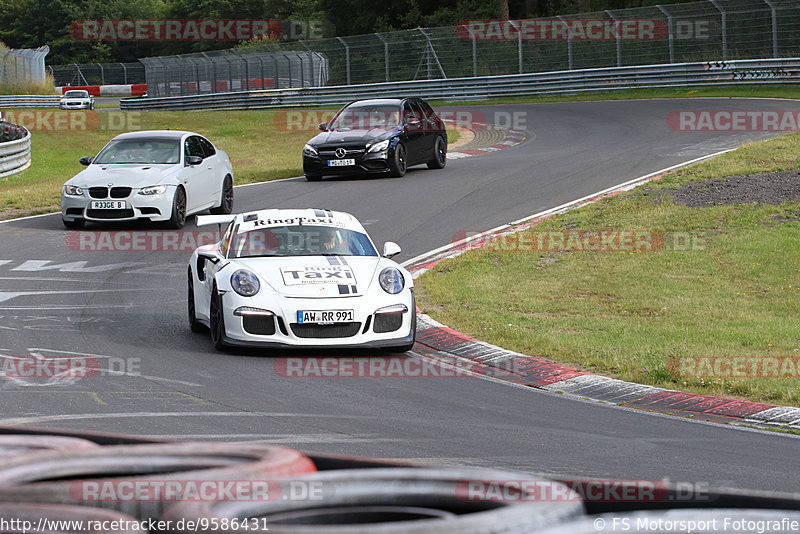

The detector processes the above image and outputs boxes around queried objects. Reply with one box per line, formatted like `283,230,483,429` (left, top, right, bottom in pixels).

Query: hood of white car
233,255,385,298
68,164,179,189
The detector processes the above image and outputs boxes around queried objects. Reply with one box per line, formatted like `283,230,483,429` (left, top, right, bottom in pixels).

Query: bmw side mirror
318,122,327,131
383,242,401,259
79,156,93,166
186,155,203,165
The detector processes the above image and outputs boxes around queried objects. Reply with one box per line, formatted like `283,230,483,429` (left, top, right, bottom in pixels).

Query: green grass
417,129,800,407
0,108,459,218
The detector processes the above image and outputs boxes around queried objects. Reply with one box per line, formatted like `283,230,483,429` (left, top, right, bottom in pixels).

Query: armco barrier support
121,58,800,111
0,128,32,178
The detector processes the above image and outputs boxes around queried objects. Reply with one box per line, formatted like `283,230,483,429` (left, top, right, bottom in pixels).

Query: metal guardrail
0,95,61,108
121,58,800,111
0,129,32,178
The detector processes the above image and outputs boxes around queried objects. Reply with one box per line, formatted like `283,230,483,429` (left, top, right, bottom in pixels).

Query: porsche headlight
231,269,261,297
303,144,318,157
64,185,83,196
367,139,390,153
139,185,168,196
379,267,405,294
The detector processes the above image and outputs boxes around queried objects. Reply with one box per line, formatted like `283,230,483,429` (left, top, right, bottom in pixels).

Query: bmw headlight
379,267,405,294
303,144,318,157
231,269,261,297
367,139,390,153
64,185,83,196
138,185,168,196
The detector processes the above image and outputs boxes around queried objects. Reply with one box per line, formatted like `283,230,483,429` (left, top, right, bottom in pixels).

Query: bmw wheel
210,176,234,215
167,187,187,229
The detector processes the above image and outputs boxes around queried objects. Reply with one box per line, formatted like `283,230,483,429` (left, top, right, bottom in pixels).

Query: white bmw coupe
188,209,416,352
61,130,234,229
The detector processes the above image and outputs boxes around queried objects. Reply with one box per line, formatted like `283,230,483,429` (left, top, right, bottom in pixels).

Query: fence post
471,28,478,76
507,20,523,73
336,37,351,85
656,5,675,64
557,16,573,69
605,10,622,67
376,33,389,82
763,0,778,58
710,0,727,61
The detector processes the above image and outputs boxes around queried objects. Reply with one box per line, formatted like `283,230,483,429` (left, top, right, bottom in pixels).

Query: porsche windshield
232,225,378,258
328,104,401,131
93,138,181,164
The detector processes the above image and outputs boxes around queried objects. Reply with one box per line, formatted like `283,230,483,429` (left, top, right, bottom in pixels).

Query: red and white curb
405,152,800,431
57,84,147,97
446,122,527,160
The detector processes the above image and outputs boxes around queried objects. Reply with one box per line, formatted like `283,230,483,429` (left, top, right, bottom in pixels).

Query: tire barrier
0,435,98,458
0,441,317,521
0,503,146,534
537,509,800,533
161,467,586,533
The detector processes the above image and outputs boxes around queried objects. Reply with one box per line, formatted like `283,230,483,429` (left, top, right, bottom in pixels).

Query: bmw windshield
93,138,181,164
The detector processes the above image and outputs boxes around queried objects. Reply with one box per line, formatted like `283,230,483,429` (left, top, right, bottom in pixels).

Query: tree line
1,0,700,65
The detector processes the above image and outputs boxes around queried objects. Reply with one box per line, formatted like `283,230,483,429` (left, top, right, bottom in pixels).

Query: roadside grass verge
0,109,459,218
416,130,800,406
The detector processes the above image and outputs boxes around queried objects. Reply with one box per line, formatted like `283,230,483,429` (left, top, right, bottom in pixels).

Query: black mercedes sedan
302,97,447,181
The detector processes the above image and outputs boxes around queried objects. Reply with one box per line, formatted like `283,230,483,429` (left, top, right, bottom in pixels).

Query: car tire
427,136,447,169
389,143,407,177
305,174,322,182
210,175,234,214
188,269,205,333
209,283,227,350
61,217,85,230
166,186,186,229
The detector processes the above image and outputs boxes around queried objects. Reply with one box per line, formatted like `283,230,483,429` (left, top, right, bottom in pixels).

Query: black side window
403,101,422,124
199,137,216,158
184,136,205,160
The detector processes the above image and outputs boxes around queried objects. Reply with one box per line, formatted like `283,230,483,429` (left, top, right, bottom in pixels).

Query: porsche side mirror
383,241,401,258
79,156,93,166
318,122,327,131
186,155,203,165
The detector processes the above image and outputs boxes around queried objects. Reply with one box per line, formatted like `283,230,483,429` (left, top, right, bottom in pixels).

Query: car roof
234,208,367,234
110,130,194,141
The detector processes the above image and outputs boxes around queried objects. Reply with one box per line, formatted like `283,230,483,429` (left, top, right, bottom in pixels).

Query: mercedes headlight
303,144,318,157
379,267,405,294
231,269,261,297
367,139,390,153
138,185,168,196
64,185,83,196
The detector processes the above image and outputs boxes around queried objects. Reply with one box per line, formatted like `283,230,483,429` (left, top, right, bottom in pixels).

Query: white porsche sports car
61,130,234,229
188,209,416,352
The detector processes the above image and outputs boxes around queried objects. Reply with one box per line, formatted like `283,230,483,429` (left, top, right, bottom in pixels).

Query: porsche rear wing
196,214,237,228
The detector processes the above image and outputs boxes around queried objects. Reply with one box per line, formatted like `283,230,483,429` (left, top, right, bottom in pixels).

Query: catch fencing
0,46,50,87
120,58,800,111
